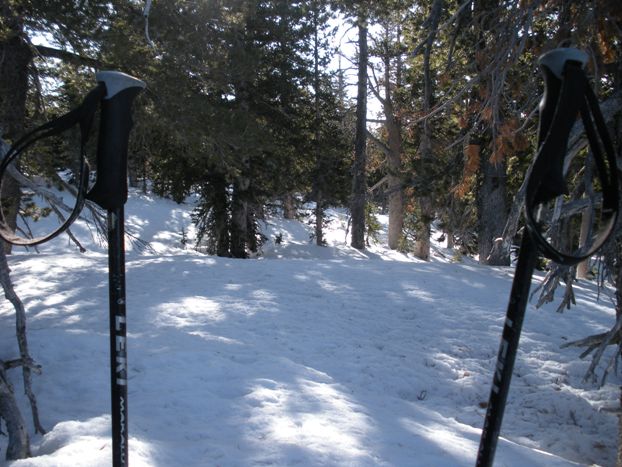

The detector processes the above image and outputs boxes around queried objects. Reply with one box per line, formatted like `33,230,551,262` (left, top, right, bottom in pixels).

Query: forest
1,0,622,465
0,0,620,263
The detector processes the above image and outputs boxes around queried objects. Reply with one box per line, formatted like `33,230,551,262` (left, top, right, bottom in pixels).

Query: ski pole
475,232,537,467
0,71,145,466
475,48,576,467
476,48,618,466
86,71,145,467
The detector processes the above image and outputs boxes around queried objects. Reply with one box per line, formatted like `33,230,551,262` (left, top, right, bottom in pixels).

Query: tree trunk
350,12,368,250
477,153,508,264
315,189,324,246
386,175,403,250
414,0,443,260
0,366,30,461
472,0,508,265
486,165,528,264
385,119,403,251
0,9,38,451
283,193,296,219
0,178,21,255
413,198,433,260
0,246,44,435
230,180,249,259
246,202,261,254
212,174,230,257
312,3,324,247
576,216,591,279
0,4,32,255
576,154,595,279
382,24,404,251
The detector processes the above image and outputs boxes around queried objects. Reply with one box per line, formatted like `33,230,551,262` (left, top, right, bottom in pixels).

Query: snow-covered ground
1,190,619,466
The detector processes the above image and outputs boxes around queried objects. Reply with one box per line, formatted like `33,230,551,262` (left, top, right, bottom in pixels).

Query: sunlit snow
1,190,618,466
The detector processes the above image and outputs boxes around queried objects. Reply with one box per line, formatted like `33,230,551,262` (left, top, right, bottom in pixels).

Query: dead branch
561,311,622,385
0,362,31,460
531,264,577,312
0,247,45,435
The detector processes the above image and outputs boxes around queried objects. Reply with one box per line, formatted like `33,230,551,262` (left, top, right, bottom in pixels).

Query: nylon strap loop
525,62,619,266
0,83,106,246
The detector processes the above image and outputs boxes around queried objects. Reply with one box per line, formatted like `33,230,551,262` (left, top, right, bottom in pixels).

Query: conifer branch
34,45,102,69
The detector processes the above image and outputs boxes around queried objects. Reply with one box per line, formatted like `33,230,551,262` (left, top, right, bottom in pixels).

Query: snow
1,190,619,466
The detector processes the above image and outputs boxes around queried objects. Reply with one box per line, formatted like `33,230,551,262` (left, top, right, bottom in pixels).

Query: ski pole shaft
108,206,128,467
475,234,537,466
89,71,145,467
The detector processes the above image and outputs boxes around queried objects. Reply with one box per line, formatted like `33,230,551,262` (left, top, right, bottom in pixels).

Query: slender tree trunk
478,153,507,263
382,24,404,251
212,174,230,257
576,154,595,279
283,193,296,219
0,243,47,460
0,4,32,255
315,193,324,246
246,202,261,254
386,122,403,251
0,247,44,435
414,0,443,260
0,365,30,461
487,167,527,264
472,0,508,265
351,12,368,250
230,179,249,259
386,173,403,249
312,2,324,247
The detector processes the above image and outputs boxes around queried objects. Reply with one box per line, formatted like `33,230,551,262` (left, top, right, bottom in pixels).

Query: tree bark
0,364,30,461
413,199,433,260
230,179,249,258
350,11,368,250
0,4,32,255
386,109,404,251
212,174,230,257
379,23,405,251
472,0,508,265
0,247,44,435
414,0,443,260
312,3,324,247
477,153,507,264
282,193,296,219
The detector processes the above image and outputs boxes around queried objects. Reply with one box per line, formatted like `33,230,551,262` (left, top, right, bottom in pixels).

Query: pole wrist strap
0,83,106,246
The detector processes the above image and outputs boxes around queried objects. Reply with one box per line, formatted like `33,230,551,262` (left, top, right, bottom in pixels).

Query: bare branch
0,247,45,434
0,362,31,459
561,312,622,386
366,130,391,157
34,45,102,69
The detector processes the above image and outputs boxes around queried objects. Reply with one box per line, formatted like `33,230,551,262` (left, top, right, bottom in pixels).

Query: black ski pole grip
530,48,588,205
86,71,146,210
